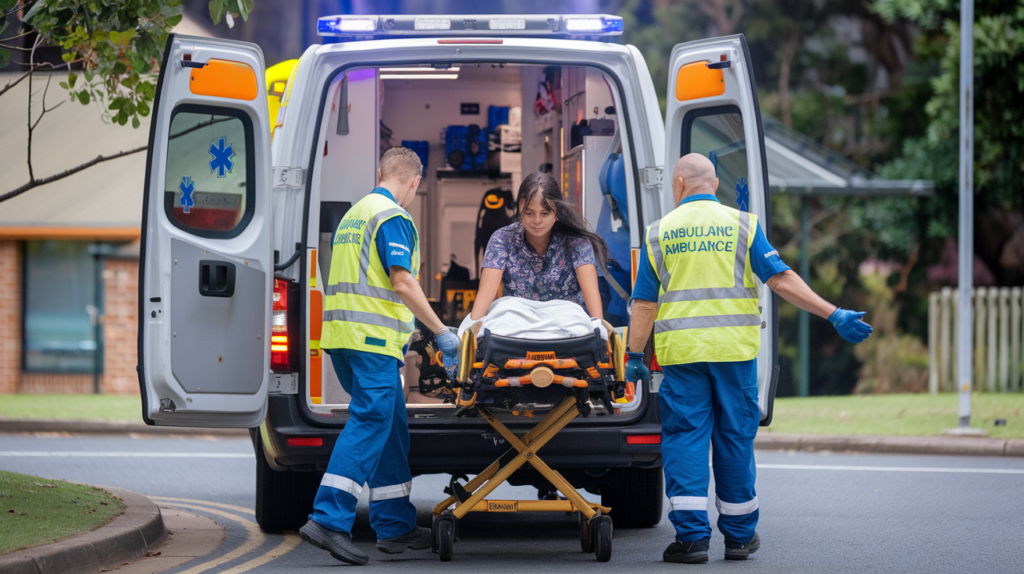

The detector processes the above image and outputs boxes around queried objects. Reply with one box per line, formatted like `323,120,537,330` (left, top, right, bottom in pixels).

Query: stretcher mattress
459,296,608,340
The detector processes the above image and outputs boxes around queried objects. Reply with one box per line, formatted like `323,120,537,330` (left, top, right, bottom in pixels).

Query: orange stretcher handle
494,373,589,388
504,358,580,370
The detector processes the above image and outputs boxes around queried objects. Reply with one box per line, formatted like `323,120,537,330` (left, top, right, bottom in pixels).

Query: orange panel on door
675,61,724,102
190,59,259,101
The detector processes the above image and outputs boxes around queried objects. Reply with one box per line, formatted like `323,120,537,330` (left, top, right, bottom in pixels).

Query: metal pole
957,0,974,428
798,194,810,397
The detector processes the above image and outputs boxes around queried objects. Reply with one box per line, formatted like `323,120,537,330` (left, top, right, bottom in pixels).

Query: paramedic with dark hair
626,153,873,564
300,147,461,565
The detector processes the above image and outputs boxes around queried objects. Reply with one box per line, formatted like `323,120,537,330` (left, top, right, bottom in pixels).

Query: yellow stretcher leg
434,396,611,521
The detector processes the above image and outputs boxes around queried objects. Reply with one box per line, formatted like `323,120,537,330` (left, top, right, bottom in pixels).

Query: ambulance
137,14,779,532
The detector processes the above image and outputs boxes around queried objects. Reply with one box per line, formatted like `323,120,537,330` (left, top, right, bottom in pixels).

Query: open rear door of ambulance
138,35,273,427
663,35,780,425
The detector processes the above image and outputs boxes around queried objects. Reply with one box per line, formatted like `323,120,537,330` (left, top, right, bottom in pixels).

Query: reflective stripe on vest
647,202,761,365
321,195,417,360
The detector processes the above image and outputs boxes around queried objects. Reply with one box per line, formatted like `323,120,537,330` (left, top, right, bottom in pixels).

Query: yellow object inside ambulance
266,59,299,138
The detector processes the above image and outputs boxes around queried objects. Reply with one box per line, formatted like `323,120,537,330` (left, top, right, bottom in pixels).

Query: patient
470,171,608,322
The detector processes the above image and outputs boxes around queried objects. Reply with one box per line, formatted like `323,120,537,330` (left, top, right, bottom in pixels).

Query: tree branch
0,144,149,203
0,116,232,203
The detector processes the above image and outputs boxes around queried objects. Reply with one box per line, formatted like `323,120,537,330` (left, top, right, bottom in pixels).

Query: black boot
663,538,710,563
724,533,760,560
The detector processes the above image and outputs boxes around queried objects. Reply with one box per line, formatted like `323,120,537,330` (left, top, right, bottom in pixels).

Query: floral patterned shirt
481,222,597,307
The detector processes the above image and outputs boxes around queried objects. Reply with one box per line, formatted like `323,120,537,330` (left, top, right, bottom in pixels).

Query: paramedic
300,147,461,566
470,171,608,320
625,154,872,564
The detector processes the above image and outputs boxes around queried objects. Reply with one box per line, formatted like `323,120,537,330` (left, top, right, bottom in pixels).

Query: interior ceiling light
380,74,459,80
379,67,461,72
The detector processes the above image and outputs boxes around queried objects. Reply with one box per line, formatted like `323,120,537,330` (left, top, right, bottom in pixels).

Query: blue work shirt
369,187,417,276
631,194,789,302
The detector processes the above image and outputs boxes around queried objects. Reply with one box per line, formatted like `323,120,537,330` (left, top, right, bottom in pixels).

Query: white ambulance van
137,14,779,532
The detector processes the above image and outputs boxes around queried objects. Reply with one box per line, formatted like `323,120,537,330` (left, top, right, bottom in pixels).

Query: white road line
757,463,1024,475
0,451,253,458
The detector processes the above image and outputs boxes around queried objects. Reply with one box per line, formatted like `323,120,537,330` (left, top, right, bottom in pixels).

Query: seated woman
470,171,608,324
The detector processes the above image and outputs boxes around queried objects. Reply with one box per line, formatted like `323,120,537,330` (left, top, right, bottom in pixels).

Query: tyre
579,511,593,553
254,438,323,532
601,467,663,528
435,515,455,562
591,515,613,562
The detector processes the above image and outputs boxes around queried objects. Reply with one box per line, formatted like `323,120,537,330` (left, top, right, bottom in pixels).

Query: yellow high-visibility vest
645,199,761,365
320,193,419,360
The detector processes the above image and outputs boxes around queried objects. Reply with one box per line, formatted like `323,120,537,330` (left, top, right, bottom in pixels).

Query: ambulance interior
310,62,639,415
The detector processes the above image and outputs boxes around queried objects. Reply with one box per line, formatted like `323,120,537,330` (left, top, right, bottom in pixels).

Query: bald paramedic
625,154,872,564
300,147,461,565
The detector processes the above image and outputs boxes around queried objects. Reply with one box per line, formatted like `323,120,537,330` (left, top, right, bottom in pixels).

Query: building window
22,241,101,373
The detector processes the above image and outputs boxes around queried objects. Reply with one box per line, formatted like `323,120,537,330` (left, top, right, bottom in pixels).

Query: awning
764,117,933,197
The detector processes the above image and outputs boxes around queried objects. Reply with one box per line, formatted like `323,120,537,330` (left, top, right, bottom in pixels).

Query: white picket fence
928,287,1024,394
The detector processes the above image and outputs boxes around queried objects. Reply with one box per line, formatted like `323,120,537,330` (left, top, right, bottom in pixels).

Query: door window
681,105,748,212
163,105,255,238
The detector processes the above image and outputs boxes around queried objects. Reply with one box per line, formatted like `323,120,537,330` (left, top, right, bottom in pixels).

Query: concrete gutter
756,432,1024,457
0,487,166,574
0,418,248,437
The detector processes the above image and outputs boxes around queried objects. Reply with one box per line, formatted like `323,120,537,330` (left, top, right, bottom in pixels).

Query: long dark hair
517,171,608,267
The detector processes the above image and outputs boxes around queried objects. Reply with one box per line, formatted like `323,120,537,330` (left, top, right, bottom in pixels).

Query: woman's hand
575,264,603,320
471,267,504,320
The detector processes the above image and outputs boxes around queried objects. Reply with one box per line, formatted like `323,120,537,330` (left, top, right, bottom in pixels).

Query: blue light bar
316,14,624,38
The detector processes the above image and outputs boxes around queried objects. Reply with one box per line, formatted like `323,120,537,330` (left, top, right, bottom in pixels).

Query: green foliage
23,0,182,127
875,0,1024,219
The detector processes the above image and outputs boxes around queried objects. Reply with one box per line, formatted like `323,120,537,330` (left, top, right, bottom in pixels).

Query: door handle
198,260,236,297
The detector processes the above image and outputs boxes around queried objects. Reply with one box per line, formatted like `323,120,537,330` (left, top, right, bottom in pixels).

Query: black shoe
376,526,432,554
300,519,370,565
724,533,760,561
664,538,710,563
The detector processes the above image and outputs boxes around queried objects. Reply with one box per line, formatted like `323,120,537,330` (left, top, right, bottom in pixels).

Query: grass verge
0,394,140,421
763,393,1024,439
0,470,125,555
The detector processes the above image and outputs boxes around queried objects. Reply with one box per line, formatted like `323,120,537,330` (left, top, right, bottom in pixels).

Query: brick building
0,73,149,395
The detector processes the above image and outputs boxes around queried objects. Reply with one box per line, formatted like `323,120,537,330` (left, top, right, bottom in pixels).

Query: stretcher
429,322,628,562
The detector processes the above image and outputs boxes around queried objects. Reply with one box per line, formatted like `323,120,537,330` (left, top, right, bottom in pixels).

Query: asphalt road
2,434,1024,573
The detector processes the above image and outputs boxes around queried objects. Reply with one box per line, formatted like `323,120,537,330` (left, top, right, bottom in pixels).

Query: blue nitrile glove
624,351,650,383
828,307,873,343
435,329,461,378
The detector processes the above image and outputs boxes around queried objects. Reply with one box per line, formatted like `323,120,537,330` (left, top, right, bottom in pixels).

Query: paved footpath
2,434,1024,573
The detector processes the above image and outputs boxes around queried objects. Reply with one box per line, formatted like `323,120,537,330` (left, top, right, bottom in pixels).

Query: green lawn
0,394,141,421
763,393,1024,439
2,392,1023,438
0,471,125,554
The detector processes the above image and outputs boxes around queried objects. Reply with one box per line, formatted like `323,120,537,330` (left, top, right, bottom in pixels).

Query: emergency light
316,14,624,38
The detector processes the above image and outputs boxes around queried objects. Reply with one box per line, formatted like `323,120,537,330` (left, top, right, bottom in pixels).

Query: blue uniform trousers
660,360,759,544
310,348,417,539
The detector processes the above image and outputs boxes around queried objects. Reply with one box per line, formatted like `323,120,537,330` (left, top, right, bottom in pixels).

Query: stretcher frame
430,326,625,562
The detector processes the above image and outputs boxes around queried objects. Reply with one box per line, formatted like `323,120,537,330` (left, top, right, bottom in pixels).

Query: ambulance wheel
254,437,321,533
434,515,456,562
591,515,613,562
579,512,593,553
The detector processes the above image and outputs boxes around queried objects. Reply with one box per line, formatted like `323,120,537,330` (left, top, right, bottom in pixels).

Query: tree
0,0,254,202
874,0,1024,285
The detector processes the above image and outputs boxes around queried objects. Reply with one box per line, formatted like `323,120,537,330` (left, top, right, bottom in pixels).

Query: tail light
650,353,662,373
626,434,661,445
271,278,298,372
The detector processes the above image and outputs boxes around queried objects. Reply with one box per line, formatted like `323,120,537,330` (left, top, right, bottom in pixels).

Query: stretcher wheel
579,512,593,553
590,515,612,562
434,514,456,562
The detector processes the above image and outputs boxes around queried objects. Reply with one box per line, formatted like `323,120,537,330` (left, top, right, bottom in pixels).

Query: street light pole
956,0,974,429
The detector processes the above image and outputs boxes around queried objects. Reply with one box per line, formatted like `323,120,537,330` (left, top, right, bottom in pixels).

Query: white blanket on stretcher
458,297,607,341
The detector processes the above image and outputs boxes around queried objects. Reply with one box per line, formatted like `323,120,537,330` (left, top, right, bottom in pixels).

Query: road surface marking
0,451,253,458
756,463,1024,474
151,496,254,515
158,501,265,574
156,497,301,574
